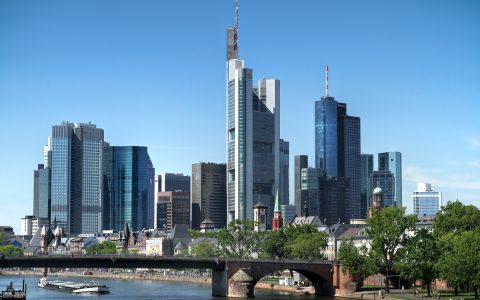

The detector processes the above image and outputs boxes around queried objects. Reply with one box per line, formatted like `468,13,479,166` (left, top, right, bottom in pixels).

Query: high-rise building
314,66,361,222
226,5,280,226
280,204,296,225
50,122,104,234
378,152,402,206
33,162,51,223
156,191,190,230
370,170,395,207
191,162,227,230
361,154,374,217
318,176,349,225
413,183,442,217
279,139,289,206
294,155,308,217
154,173,190,229
300,167,320,217
102,146,155,232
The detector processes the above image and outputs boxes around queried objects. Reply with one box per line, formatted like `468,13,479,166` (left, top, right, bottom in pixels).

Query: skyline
1,0,479,233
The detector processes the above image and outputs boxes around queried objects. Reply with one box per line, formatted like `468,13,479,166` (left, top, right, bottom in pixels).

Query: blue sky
1,0,479,233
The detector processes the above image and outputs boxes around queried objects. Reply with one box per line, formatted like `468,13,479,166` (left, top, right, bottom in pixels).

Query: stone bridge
0,256,359,297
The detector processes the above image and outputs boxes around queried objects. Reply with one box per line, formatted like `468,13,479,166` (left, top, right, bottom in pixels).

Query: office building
20,215,48,236
154,173,190,193
279,139,289,206
156,191,190,230
314,66,361,222
49,122,104,234
294,155,309,217
370,170,395,207
102,146,155,232
361,154,374,217
300,167,321,217
318,176,349,225
191,162,227,230
413,183,442,217
280,204,296,224
378,152,402,206
226,6,280,226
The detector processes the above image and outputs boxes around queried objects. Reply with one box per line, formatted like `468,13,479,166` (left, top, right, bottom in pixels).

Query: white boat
38,277,110,294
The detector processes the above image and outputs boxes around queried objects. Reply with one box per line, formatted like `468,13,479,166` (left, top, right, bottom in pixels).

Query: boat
38,277,109,294
0,281,26,299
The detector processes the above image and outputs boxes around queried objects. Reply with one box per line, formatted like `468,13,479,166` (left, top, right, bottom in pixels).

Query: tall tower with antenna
226,0,280,226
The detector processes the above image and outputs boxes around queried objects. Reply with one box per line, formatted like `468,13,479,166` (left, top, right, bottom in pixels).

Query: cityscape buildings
49,122,105,234
370,170,395,207
279,139,290,206
360,154,374,217
294,155,308,217
413,183,442,217
191,162,227,230
102,146,155,232
154,173,190,229
378,152,402,207
314,67,361,223
155,191,190,230
226,9,280,227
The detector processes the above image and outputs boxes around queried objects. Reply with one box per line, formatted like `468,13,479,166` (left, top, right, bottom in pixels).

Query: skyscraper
361,154,374,218
378,152,402,206
154,173,190,229
226,3,280,225
294,155,308,217
413,183,442,217
102,146,155,232
156,191,190,230
370,170,395,207
314,66,361,222
279,139,289,206
191,162,227,230
50,122,104,234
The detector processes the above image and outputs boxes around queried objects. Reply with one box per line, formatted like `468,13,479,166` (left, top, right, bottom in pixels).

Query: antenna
325,65,329,97
234,0,239,51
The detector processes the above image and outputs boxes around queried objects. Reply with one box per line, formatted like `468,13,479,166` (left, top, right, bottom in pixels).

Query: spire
274,189,280,213
325,65,329,97
234,0,239,52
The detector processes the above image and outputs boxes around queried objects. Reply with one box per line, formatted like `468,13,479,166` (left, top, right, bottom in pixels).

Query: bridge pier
211,268,227,297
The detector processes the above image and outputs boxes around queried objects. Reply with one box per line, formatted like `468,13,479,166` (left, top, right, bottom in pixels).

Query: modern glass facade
378,152,402,207
370,170,395,207
300,167,320,216
361,154,374,217
315,96,338,176
413,183,442,217
279,139,289,206
294,155,308,217
103,146,154,232
50,122,104,234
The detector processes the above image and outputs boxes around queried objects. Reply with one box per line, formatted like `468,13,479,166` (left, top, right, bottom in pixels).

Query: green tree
0,245,23,257
287,231,328,261
337,238,376,279
396,228,440,296
190,240,218,257
261,224,319,260
367,206,417,293
433,201,480,237
437,230,480,298
86,241,117,255
211,220,262,258
0,232,9,246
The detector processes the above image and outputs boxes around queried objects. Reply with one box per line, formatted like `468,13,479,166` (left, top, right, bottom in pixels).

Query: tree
396,228,440,296
190,240,218,257
211,220,262,259
337,238,376,279
287,231,328,261
261,224,320,260
86,241,117,255
0,232,9,246
367,206,417,293
437,230,480,298
433,201,480,237
0,245,23,257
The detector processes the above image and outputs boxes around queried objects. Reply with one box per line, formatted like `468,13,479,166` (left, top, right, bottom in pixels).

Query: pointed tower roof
274,189,280,213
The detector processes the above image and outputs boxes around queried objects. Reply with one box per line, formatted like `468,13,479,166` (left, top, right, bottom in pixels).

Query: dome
373,186,383,194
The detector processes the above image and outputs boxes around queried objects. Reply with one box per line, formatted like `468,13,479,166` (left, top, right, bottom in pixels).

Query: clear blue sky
1,0,479,233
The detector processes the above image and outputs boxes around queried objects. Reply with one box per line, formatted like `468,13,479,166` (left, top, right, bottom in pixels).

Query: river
0,275,332,299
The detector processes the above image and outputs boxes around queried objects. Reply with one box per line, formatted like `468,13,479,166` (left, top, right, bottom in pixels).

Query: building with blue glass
370,170,395,207
413,183,442,217
103,146,155,232
50,122,104,234
314,72,361,223
378,152,402,207
361,154,374,217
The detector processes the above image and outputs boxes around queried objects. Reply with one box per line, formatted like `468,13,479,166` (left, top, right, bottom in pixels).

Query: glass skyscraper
361,154,374,217
279,139,289,206
314,90,361,222
370,170,395,207
378,152,402,207
103,146,155,232
50,122,104,234
226,20,280,225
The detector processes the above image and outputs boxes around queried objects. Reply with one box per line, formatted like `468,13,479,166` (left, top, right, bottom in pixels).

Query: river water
0,275,330,299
